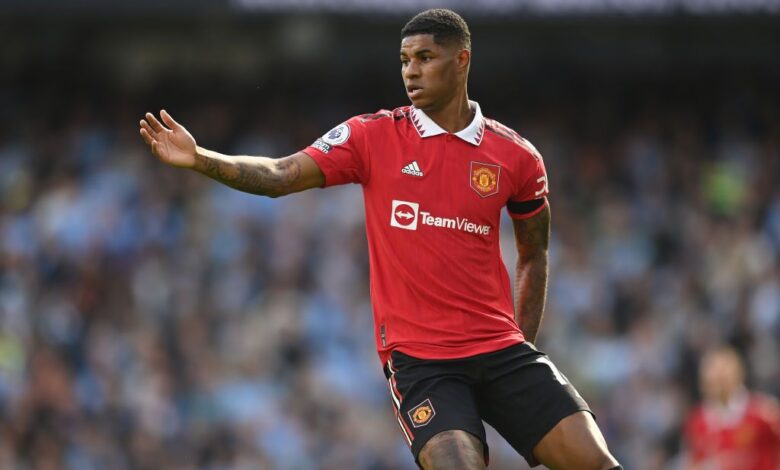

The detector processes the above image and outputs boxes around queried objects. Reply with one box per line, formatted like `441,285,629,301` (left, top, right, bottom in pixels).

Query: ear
457,49,471,71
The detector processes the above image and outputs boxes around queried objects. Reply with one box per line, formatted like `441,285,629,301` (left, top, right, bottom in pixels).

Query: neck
423,92,473,134
709,386,748,408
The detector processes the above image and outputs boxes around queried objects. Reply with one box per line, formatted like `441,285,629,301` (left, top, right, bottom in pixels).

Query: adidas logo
401,161,424,177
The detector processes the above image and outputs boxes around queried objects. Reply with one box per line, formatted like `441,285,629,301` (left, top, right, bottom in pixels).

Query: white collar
703,388,750,427
409,100,485,146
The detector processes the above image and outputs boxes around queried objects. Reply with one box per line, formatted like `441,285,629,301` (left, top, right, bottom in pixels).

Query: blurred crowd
1,72,779,469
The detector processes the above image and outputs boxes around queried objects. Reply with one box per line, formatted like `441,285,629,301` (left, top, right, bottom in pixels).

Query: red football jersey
303,102,549,364
685,392,780,470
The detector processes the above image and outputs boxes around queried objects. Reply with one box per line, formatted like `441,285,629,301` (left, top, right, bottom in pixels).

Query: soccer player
684,347,780,469
139,9,621,470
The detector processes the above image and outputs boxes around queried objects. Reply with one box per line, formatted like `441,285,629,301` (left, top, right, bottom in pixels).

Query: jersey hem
381,335,525,364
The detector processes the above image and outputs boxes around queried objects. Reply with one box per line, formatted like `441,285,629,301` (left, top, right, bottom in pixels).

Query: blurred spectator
684,347,780,469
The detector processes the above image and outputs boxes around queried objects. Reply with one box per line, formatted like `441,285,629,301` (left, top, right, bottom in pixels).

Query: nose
403,60,421,80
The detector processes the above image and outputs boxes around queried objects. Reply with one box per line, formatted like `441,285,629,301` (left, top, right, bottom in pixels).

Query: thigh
418,430,486,470
477,343,592,467
532,411,619,470
384,351,488,467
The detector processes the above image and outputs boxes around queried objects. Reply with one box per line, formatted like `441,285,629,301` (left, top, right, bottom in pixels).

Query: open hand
139,110,197,169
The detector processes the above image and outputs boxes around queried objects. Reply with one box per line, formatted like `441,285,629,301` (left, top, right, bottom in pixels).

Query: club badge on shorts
408,398,436,428
470,161,500,197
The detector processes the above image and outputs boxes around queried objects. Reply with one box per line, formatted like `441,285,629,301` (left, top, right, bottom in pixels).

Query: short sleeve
507,140,549,220
683,411,706,462
302,116,370,187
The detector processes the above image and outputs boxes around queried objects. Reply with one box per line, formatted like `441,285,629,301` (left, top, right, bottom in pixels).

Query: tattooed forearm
514,255,548,343
512,205,551,344
193,148,302,197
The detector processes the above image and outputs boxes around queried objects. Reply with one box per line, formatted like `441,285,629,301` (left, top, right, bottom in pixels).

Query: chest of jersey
368,128,511,233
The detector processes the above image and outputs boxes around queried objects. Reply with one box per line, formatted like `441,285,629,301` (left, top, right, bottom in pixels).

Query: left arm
512,203,550,344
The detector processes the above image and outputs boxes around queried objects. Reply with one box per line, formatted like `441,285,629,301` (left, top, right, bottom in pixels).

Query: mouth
406,84,423,99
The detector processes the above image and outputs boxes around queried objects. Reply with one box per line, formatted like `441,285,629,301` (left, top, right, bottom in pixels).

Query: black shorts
382,342,592,467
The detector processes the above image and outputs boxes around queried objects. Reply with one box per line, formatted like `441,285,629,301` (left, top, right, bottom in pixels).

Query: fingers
145,112,167,133
139,128,162,157
139,119,157,138
160,109,183,131
139,127,156,146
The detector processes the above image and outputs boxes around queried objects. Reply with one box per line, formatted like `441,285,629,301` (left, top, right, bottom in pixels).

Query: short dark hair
400,9,471,51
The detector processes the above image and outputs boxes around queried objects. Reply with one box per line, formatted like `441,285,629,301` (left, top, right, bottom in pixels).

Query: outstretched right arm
191,147,322,198
139,110,323,197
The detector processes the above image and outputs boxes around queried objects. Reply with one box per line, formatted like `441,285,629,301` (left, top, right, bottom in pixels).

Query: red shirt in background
303,102,548,365
685,392,780,470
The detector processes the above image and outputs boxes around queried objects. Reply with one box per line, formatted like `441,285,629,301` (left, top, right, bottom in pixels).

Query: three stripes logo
401,161,424,177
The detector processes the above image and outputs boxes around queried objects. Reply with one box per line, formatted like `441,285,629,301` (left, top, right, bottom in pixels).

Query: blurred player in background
684,346,780,469
140,8,620,470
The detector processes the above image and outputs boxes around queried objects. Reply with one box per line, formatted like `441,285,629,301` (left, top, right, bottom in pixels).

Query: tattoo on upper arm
514,205,550,250
275,157,302,187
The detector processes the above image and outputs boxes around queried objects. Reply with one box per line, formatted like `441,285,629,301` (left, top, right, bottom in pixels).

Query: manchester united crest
734,424,756,446
470,161,500,197
408,398,436,428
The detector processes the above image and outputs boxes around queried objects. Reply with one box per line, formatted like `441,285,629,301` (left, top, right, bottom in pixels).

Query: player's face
400,34,468,111
700,351,744,404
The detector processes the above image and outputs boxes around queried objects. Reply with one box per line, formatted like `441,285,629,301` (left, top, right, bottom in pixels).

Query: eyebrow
399,48,435,56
